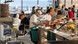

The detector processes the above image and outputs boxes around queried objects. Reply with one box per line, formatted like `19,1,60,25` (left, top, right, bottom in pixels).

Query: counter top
40,27,78,40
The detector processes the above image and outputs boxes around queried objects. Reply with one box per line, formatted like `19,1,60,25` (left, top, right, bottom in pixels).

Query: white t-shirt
13,14,21,30
43,14,52,21
13,18,21,30
30,14,39,28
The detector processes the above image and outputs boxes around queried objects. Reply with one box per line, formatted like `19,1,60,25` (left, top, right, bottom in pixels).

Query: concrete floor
17,34,34,44
0,30,34,44
16,29,34,44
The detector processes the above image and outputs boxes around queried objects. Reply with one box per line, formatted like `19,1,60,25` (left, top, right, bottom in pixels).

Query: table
38,27,78,44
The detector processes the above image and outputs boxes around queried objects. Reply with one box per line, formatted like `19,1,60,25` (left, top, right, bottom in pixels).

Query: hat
36,9,42,14
38,10,42,14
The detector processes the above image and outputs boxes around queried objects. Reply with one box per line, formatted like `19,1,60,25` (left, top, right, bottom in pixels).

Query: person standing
68,7,74,20
43,8,55,22
13,14,21,30
30,9,42,44
30,9,42,28
42,8,56,43
72,5,76,14
31,6,36,15
13,14,21,37
19,12,29,35
40,7,44,14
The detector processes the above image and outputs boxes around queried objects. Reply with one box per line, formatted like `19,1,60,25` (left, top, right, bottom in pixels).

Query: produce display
41,15,78,34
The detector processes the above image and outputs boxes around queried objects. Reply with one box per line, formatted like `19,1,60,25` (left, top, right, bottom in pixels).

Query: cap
36,9,42,14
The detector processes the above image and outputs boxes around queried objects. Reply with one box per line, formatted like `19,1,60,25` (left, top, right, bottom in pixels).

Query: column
53,0,55,8
59,0,64,8
76,0,78,9
75,0,78,9
64,0,66,5
21,0,23,11
66,0,71,8
71,0,73,4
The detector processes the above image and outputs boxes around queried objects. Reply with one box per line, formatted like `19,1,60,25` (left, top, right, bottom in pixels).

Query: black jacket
19,17,29,30
21,17,29,25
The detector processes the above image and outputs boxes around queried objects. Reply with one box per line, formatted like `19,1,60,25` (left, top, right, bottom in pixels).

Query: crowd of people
30,5,76,28
12,5,77,44
29,5,77,44
13,11,29,36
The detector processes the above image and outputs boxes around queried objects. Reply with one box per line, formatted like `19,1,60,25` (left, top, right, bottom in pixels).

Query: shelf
0,17,13,23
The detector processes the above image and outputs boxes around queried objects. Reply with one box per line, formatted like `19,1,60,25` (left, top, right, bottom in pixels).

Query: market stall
37,15,78,44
